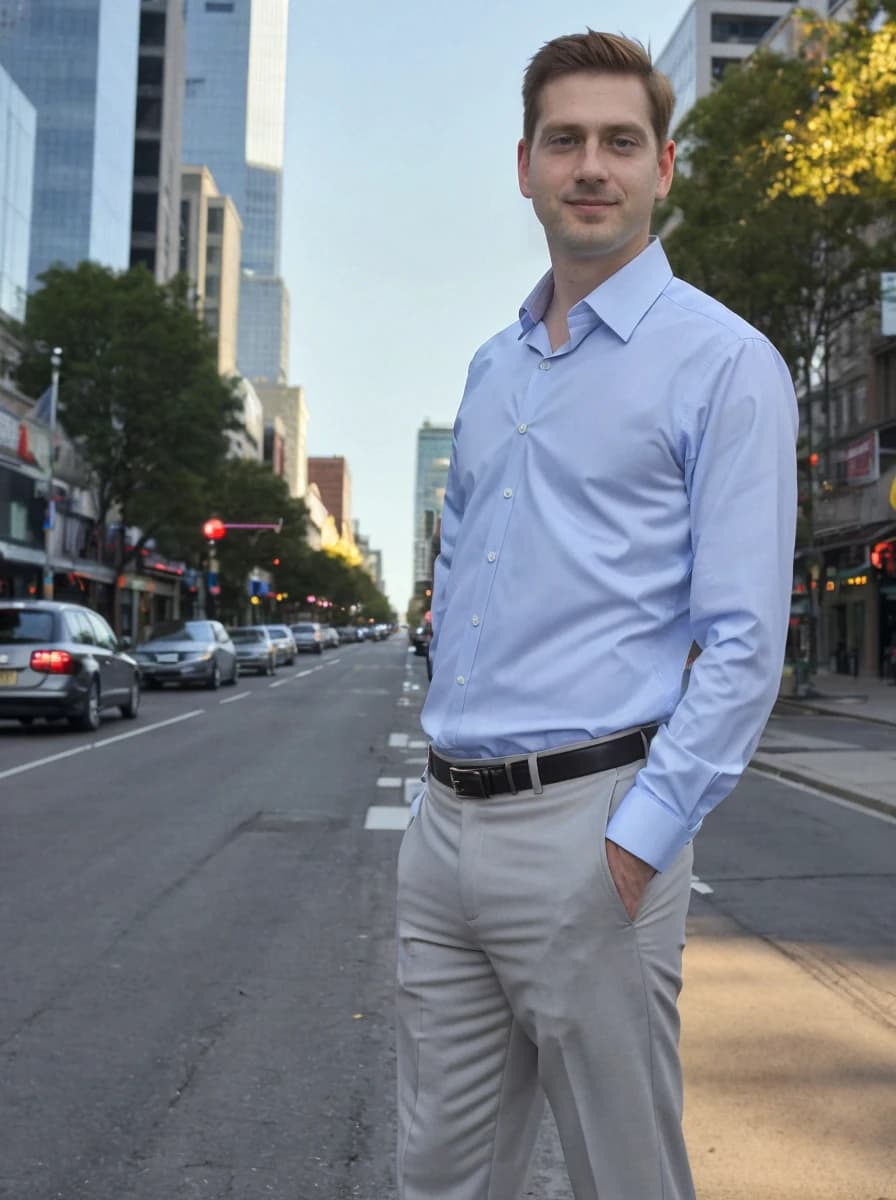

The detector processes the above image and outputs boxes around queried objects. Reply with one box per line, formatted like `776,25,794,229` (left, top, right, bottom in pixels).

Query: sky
282,0,690,611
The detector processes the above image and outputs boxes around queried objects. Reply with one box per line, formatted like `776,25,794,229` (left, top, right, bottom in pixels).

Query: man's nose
575,139,610,183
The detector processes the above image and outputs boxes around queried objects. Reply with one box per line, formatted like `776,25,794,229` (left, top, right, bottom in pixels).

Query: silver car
290,621,323,655
260,624,296,666
0,600,140,731
229,625,277,675
135,619,238,689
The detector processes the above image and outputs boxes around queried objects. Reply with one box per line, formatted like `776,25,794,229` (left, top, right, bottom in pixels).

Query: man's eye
549,135,576,147
612,137,637,151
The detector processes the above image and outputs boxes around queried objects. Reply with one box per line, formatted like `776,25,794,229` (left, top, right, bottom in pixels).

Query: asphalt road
1,643,894,1199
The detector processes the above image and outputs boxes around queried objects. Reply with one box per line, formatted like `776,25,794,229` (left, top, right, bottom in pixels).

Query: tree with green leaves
13,262,241,626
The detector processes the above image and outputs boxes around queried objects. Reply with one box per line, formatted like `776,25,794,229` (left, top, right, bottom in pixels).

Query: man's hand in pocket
606,840,656,920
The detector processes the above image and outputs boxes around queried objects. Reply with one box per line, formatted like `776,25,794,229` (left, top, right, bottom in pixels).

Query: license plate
156,653,179,664
0,669,17,686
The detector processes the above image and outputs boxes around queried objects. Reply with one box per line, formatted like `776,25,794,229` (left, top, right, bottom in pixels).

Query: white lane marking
389,733,409,748
326,658,341,665
396,698,412,707
365,806,412,830
404,756,427,765
408,739,427,749
0,709,205,781
691,876,714,895
296,669,313,678
748,766,896,825
269,677,290,688
313,665,325,672
220,691,251,705
404,779,423,806
377,777,402,788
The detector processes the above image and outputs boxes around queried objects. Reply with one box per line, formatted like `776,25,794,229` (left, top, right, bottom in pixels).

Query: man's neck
543,239,650,351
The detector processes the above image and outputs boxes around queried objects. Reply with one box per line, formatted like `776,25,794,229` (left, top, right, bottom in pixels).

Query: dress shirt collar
518,237,674,344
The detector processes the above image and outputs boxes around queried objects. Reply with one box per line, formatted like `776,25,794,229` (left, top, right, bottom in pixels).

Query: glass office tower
0,0,140,291
414,423,453,593
183,0,289,382
0,65,35,319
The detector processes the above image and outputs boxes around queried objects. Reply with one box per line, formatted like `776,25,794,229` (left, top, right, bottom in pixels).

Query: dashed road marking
364,806,412,830
296,669,313,678
0,709,205,782
408,739,427,749
691,876,714,895
220,691,251,705
389,733,409,748
377,777,403,788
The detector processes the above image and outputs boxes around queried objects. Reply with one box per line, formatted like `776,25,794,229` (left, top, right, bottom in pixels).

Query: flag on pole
30,385,54,424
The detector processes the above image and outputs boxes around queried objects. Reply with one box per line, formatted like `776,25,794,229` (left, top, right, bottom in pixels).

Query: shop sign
846,431,879,485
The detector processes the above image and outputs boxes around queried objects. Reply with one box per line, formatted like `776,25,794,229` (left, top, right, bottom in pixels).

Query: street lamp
42,347,62,601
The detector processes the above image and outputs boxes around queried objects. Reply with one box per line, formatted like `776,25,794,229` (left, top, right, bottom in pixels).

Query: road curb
749,756,896,820
774,696,896,730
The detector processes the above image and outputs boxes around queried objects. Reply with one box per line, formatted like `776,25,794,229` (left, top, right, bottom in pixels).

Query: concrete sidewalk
751,670,896,817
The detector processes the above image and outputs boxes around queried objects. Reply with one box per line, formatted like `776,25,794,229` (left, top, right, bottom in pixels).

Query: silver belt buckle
448,766,490,798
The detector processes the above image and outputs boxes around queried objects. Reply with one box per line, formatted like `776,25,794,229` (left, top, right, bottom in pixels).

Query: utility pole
42,347,62,601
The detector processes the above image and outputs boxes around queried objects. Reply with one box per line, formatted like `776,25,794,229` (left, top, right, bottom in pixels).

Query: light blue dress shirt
420,239,798,871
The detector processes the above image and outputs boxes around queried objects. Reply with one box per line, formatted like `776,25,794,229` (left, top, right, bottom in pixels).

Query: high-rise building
130,0,185,282
0,0,141,291
0,64,35,321
656,0,793,131
256,383,309,500
308,456,353,544
413,422,452,593
182,0,290,383
180,165,242,375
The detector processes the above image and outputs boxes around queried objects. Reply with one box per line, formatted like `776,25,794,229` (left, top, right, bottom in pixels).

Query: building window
207,206,223,234
711,56,740,81
132,193,158,235
205,2,234,10
140,10,166,46
133,140,161,179
711,15,779,44
136,96,162,132
138,55,164,88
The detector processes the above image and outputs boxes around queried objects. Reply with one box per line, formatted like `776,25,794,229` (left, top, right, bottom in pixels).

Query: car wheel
266,655,275,676
70,679,101,732
206,661,221,690
119,679,140,719
228,661,240,685
288,654,296,666
314,644,323,655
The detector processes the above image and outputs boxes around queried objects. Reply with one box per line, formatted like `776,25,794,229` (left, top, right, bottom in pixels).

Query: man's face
518,72,675,272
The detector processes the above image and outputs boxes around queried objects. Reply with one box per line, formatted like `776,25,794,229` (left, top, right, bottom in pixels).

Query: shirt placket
447,349,557,747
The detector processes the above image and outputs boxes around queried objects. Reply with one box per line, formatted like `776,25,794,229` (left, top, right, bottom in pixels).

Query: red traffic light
203,518,225,541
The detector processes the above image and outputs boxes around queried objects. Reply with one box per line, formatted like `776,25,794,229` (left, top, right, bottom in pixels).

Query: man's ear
518,138,532,199
655,139,675,200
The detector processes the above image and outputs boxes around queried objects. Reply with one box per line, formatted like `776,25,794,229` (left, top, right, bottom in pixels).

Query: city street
0,640,894,1199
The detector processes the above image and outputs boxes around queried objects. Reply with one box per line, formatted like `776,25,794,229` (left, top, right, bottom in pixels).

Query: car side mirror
120,636,132,650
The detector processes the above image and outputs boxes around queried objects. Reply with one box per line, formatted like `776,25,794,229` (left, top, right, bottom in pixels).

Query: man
396,30,797,1200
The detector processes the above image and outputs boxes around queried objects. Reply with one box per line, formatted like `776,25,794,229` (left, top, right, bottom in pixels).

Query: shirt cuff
605,782,698,873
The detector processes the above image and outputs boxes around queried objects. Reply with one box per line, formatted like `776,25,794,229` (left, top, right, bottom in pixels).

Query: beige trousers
395,757,695,1200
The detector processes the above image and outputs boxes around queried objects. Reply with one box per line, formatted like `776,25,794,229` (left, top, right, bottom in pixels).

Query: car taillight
30,649,74,675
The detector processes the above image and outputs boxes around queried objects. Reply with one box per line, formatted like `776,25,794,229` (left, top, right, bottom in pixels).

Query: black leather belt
428,726,658,800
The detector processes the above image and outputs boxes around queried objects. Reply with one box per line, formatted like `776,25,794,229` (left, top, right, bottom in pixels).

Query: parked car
291,621,323,655
135,619,238,689
260,624,296,666
0,599,140,731
228,625,277,675
319,624,340,649
411,620,433,656
337,625,364,643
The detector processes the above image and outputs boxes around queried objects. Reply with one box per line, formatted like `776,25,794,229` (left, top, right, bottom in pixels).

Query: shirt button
518,423,528,434
487,551,496,562
538,360,551,371
472,615,480,627
504,488,513,499
456,675,465,686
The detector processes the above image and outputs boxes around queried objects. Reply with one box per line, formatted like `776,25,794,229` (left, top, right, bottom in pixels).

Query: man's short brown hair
522,30,675,150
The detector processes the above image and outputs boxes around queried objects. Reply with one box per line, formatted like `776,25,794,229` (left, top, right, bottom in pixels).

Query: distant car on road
136,619,238,689
411,621,432,657
337,626,364,643
0,599,140,731
260,624,296,666
228,625,277,675
291,621,323,655
319,624,340,649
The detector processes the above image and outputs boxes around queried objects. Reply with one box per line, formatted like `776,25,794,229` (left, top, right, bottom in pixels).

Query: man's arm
606,337,799,876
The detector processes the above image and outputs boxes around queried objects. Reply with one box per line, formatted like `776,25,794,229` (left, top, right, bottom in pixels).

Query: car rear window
152,620,214,642
0,609,56,643
293,623,315,633
231,629,263,643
